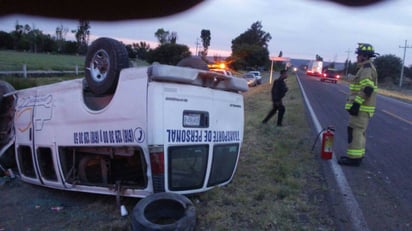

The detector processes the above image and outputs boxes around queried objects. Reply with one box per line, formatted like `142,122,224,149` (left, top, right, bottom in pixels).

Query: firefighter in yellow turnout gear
338,43,378,166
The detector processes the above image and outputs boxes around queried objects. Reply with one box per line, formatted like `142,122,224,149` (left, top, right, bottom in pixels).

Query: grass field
0,50,85,71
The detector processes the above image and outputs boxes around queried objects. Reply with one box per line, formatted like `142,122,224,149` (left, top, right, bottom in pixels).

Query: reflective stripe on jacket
345,60,378,116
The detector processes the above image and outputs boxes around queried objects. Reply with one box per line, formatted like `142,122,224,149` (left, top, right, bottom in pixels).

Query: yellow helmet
356,43,378,57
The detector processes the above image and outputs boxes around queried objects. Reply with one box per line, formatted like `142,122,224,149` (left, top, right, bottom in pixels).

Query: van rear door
147,65,245,194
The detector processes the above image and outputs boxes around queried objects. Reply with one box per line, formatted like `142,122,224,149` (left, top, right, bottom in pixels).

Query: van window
168,145,209,190
208,143,239,186
37,147,58,181
17,145,36,178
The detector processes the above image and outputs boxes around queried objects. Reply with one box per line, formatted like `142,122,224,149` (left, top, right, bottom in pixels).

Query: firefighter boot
338,156,362,166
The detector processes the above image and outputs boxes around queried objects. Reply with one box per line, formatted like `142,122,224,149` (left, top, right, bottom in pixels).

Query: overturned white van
0,38,248,198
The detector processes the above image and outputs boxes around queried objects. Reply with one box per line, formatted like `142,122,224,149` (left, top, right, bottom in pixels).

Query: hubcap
89,49,110,83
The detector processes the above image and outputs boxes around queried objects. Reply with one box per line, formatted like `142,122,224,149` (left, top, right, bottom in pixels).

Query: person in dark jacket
262,69,288,126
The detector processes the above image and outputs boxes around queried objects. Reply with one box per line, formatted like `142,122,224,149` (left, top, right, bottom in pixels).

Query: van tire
85,37,129,96
131,192,196,231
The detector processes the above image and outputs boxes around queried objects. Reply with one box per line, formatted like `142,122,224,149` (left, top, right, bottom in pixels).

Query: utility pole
345,49,351,78
195,38,200,56
399,40,411,87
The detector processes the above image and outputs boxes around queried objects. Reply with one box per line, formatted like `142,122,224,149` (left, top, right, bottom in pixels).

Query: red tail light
149,146,164,174
336,75,340,79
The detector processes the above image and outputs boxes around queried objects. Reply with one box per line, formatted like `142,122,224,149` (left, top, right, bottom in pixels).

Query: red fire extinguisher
321,126,335,159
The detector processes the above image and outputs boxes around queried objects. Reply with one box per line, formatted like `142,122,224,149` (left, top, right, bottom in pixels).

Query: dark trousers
262,101,285,125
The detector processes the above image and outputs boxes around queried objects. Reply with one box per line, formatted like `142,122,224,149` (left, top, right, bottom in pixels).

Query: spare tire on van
85,37,129,96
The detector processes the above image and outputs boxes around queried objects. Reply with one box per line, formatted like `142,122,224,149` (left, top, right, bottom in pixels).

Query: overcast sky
1,0,411,65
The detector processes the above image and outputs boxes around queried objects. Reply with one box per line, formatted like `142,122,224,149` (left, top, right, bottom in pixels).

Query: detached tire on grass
132,192,196,231
85,37,129,96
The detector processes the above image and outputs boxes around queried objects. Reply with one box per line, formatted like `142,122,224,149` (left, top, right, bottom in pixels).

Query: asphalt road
297,72,412,231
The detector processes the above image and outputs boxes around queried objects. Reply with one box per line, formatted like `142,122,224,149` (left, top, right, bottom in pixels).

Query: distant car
247,71,262,84
320,69,340,83
242,73,257,87
306,61,323,77
210,69,233,76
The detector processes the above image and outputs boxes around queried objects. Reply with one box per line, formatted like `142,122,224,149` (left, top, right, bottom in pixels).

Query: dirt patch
0,176,137,231
1,167,336,231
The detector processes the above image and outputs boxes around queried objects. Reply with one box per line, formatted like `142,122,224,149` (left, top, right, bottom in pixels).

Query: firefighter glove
363,86,374,97
348,102,360,116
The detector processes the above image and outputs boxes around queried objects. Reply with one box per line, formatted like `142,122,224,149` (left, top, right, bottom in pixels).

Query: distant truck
0,37,248,198
306,60,323,77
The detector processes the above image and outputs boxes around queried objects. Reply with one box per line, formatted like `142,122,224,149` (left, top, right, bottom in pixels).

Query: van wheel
85,37,129,96
132,192,196,231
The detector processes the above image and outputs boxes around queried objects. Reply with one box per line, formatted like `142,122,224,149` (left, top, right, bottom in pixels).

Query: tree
11,22,31,50
73,20,90,55
154,28,178,45
1,21,90,55
27,28,43,53
55,24,68,53
405,65,412,81
274,50,283,70
62,40,78,54
132,41,151,60
374,54,402,84
230,21,271,70
200,29,211,57
14,22,31,35
169,32,177,44
125,44,137,59
146,43,191,65
155,28,169,45
0,31,13,49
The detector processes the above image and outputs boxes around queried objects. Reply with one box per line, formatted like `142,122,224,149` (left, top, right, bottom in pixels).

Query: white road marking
381,109,412,125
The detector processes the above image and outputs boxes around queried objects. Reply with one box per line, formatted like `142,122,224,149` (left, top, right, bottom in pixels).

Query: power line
399,40,411,87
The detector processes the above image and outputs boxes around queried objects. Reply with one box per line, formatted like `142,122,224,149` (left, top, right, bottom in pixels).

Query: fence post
23,64,27,78
75,65,79,76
